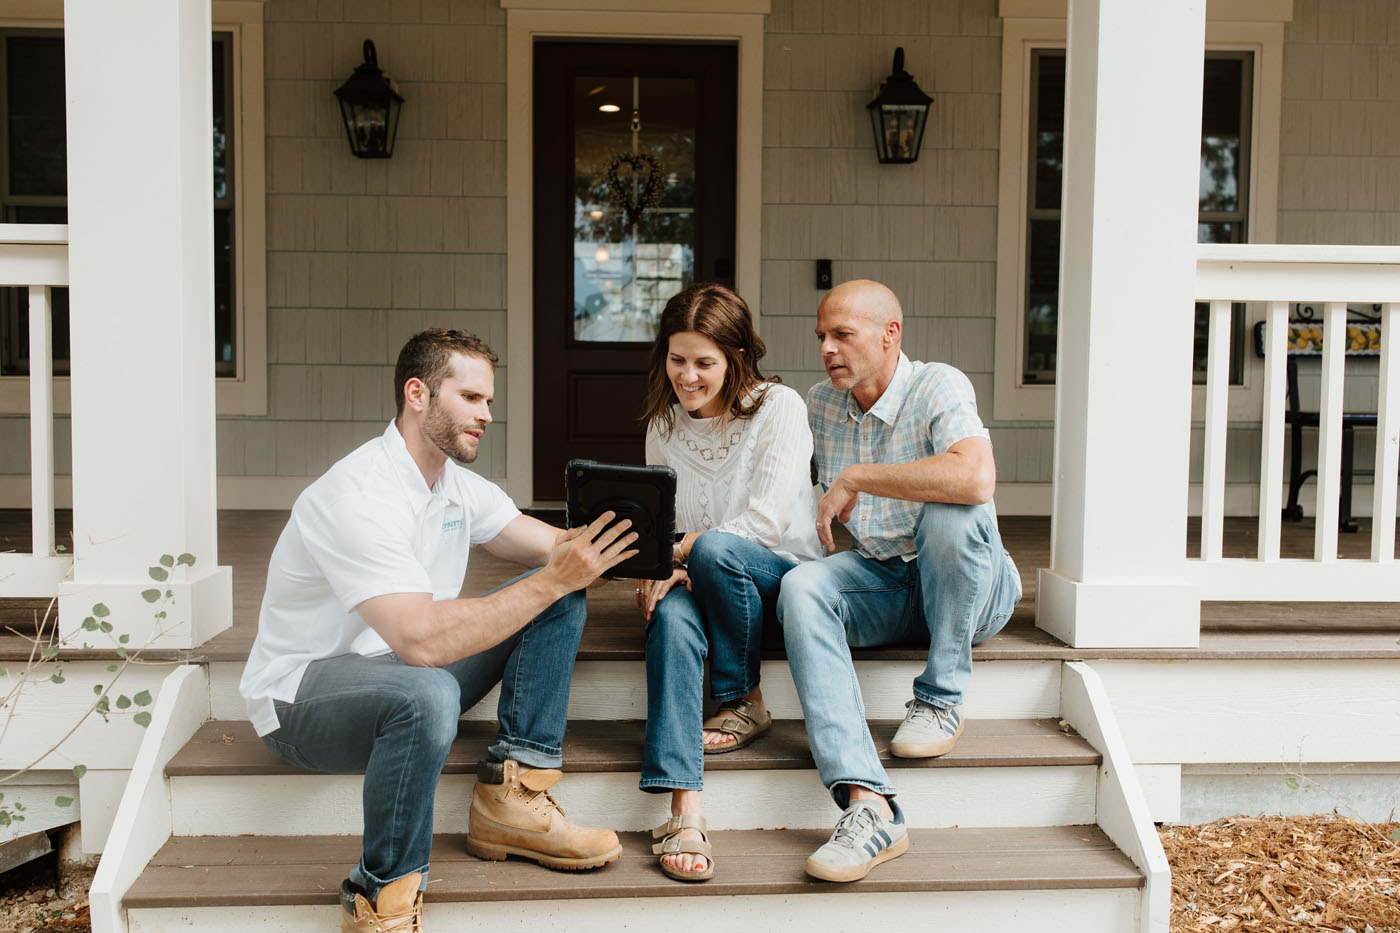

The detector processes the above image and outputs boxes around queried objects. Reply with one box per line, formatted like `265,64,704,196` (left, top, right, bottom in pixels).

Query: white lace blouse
645,382,824,563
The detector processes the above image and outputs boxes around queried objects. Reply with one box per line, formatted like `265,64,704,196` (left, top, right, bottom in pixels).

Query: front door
532,41,737,500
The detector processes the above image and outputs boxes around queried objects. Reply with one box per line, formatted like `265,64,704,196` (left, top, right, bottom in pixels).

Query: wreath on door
604,153,663,228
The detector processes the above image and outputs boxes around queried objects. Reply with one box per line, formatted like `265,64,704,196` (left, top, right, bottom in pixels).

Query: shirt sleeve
714,386,815,548
926,366,990,453
645,420,669,467
461,470,521,545
296,493,434,612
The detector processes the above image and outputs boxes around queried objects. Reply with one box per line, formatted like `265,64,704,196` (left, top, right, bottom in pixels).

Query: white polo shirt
239,421,520,736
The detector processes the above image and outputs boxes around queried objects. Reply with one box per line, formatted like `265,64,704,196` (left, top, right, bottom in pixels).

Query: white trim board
208,657,1063,724
127,890,1141,933
1178,762,1400,825
169,765,1097,836
503,7,765,506
1089,658,1400,765
89,665,209,933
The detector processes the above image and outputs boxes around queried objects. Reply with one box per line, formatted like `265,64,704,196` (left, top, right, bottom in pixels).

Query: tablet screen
564,459,677,580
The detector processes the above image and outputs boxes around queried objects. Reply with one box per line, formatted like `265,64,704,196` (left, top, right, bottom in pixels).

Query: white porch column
1035,0,1204,648
58,0,231,649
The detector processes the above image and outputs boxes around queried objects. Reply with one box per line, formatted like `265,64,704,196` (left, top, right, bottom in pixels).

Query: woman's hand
636,567,689,621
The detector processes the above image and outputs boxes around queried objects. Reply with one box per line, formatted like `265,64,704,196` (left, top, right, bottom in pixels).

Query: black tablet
564,459,677,580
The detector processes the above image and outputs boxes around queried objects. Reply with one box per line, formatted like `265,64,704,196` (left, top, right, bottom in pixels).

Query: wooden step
124,826,1141,909
168,718,1099,777
163,718,1101,834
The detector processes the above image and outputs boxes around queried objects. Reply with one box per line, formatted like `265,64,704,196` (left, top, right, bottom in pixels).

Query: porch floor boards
2,510,1397,661
166,716,1100,778
122,825,1141,908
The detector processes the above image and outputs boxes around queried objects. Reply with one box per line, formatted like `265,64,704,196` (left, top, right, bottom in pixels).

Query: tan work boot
467,759,622,870
339,871,423,932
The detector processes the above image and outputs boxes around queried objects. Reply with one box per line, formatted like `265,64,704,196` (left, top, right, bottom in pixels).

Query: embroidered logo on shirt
441,519,464,533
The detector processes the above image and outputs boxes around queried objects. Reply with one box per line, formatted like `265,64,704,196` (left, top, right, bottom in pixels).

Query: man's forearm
840,451,993,506
393,568,575,667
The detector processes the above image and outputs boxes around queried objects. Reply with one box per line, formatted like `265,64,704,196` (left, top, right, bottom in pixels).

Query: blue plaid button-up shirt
808,353,994,561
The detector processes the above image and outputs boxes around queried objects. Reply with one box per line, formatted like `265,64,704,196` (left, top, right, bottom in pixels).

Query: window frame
992,9,1286,423
0,0,267,416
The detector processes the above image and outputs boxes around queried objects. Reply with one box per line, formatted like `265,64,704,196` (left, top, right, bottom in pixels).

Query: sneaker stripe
863,841,879,858
876,828,892,848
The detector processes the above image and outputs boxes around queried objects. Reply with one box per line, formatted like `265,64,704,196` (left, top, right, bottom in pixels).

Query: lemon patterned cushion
1283,322,1382,357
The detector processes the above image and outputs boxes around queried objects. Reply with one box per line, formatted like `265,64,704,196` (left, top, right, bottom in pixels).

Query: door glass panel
573,75,696,343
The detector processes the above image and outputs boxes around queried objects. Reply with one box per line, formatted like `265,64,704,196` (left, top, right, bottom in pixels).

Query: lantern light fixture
867,47,933,164
333,39,404,159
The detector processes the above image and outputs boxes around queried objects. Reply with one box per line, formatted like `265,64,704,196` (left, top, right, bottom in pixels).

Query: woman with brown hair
635,282,822,882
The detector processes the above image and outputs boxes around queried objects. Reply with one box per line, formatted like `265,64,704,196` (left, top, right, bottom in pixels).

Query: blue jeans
259,580,586,904
640,532,796,792
777,502,1020,805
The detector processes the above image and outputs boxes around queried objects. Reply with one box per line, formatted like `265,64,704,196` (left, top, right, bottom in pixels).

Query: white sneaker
804,800,909,883
889,699,963,758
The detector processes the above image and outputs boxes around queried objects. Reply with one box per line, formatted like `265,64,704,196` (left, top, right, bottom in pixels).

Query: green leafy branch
0,553,195,830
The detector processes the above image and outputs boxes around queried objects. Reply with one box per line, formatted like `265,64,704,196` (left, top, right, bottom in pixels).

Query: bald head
815,279,904,409
819,279,904,330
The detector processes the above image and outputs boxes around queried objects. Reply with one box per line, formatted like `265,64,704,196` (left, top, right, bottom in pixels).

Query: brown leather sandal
652,813,714,882
702,696,772,754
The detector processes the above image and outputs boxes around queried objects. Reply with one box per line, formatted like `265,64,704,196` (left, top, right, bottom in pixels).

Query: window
0,30,237,377
1021,49,1253,387
992,12,1286,425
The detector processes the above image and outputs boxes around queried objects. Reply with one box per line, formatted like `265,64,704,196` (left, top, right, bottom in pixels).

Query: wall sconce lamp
867,47,933,164
334,40,404,158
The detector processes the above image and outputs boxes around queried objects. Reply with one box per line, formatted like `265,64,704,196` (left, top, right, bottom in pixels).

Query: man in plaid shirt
779,279,1022,883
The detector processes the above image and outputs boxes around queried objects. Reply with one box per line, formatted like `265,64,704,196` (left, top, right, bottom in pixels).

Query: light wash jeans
259,579,586,905
777,502,1021,806
640,531,796,792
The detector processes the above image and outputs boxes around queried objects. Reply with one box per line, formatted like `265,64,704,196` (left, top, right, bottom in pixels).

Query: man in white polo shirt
240,329,638,933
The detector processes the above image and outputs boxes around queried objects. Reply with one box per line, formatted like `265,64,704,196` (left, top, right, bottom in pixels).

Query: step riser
128,888,1139,932
169,765,1097,835
209,659,1062,722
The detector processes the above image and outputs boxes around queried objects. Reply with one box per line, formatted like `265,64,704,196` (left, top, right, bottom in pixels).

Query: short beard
423,397,479,464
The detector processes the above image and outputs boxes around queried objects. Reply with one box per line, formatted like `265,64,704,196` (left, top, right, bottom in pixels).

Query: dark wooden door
532,41,737,500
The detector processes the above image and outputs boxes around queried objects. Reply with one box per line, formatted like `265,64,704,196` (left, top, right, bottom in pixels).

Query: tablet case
564,459,677,580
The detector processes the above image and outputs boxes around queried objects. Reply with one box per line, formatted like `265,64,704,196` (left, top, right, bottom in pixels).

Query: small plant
0,553,195,829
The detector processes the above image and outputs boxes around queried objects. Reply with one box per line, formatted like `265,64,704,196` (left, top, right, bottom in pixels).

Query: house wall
1,0,1396,508
233,0,511,482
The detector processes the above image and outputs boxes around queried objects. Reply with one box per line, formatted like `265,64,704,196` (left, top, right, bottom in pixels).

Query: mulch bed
0,854,92,933
1162,815,1400,931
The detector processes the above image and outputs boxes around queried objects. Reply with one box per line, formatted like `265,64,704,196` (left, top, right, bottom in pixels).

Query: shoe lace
516,783,563,816
367,897,422,933
905,699,950,730
830,804,878,849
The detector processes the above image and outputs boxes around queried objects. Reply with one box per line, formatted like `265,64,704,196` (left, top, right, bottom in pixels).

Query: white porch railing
1192,244,1399,601
0,224,72,597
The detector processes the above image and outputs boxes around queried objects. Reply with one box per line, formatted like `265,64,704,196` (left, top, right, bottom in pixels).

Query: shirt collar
844,353,913,426
383,421,460,511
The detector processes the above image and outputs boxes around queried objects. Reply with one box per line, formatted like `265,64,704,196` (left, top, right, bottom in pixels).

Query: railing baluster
1314,302,1347,561
1373,302,1398,563
1200,299,1232,562
1256,301,1288,561
28,284,55,558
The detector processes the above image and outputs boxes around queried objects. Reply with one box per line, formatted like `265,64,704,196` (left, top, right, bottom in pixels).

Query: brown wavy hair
393,329,499,415
640,283,775,436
